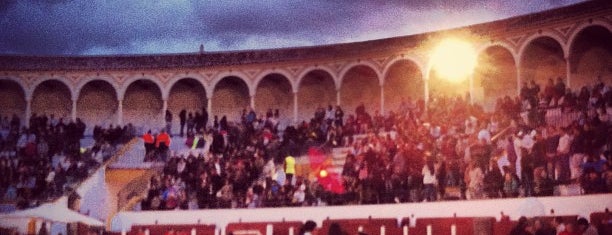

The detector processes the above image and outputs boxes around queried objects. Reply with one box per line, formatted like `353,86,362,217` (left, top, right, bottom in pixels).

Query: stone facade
0,1,610,133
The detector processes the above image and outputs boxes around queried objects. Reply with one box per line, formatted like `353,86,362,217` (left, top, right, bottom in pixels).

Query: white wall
110,193,612,232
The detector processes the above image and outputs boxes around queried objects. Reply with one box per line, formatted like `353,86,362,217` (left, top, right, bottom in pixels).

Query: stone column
293,92,298,124
207,96,212,117
380,85,385,114
336,89,341,106
25,98,32,128
162,99,168,127
516,65,522,97
424,78,429,107
565,57,571,89
250,95,255,109
71,99,77,122
117,99,123,126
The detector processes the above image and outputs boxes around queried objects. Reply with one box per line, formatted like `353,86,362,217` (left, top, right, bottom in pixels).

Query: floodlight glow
430,38,477,82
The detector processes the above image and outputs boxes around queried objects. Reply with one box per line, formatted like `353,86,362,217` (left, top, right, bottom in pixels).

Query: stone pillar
293,92,298,124
25,98,32,128
162,99,168,127
424,78,429,107
516,65,522,97
380,85,385,114
117,99,123,126
336,89,341,106
71,99,77,122
250,95,255,109
565,57,571,89
207,96,212,117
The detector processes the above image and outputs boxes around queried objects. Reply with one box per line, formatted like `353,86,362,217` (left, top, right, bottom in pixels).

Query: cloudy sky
0,0,585,55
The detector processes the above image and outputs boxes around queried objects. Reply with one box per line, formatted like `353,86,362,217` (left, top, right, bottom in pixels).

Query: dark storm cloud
0,0,585,55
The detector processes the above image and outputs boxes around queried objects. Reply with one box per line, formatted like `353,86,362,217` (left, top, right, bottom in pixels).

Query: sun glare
430,38,477,82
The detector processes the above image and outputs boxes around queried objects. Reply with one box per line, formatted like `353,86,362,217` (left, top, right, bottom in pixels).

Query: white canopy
0,204,104,227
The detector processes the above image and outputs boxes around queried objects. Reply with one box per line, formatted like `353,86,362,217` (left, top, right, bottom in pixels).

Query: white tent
0,203,104,227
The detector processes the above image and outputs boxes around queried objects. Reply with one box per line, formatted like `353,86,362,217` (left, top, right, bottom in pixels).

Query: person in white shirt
477,123,492,144
556,127,573,181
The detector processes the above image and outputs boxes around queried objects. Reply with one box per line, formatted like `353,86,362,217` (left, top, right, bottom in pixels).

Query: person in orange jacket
143,130,155,161
156,129,171,161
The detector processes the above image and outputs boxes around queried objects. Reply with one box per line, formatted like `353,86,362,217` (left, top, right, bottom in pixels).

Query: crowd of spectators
140,77,611,212
0,113,135,209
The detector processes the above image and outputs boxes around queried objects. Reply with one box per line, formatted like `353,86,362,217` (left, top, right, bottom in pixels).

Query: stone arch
296,65,338,91
338,61,383,88
162,74,207,100
211,76,250,122
210,71,252,97
340,65,381,115
383,59,424,112
31,77,74,101
519,35,567,90
167,77,208,134
254,73,293,125
0,76,28,98
118,75,165,101
567,20,612,53
0,78,27,123
476,41,518,64
297,69,336,122
252,69,296,95
31,79,72,120
567,24,612,88
123,79,164,131
76,80,118,133
474,45,518,110
75,75,120,100
382,56,425,81
518,31,568,60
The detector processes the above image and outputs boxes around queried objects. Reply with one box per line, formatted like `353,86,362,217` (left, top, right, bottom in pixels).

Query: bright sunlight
430,38,477,82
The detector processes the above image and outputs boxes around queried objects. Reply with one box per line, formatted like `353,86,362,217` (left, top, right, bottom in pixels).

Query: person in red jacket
143,130,155,161
156,129,171,161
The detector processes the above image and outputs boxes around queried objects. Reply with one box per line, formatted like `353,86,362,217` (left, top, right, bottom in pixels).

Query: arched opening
297,70,336,122
77,80,118,134
569,25,612,88
168,78,207,134
384,60,423,113
255,73,293,126
123,80,163,131
212,76,249,122
31,80,72,122
520,37,566,90
474,45,517,110
340,65,380,116
0,80,26,125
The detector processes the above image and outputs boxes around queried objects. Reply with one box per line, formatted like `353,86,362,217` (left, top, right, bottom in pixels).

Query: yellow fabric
285,156,296,174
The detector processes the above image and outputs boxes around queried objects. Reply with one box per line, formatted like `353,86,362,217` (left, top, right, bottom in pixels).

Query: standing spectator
143,130,155,161
165,110,173,136
285,155,295,186
186,113,195,134
156,129,171,161
179,109,187,137
422,159,437,202
201,107,209,132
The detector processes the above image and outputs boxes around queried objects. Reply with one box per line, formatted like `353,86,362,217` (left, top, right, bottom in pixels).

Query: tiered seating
412,217,495,235
128,224,216,235
492,216,516,235
320,217,399,235
226,221,302,235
